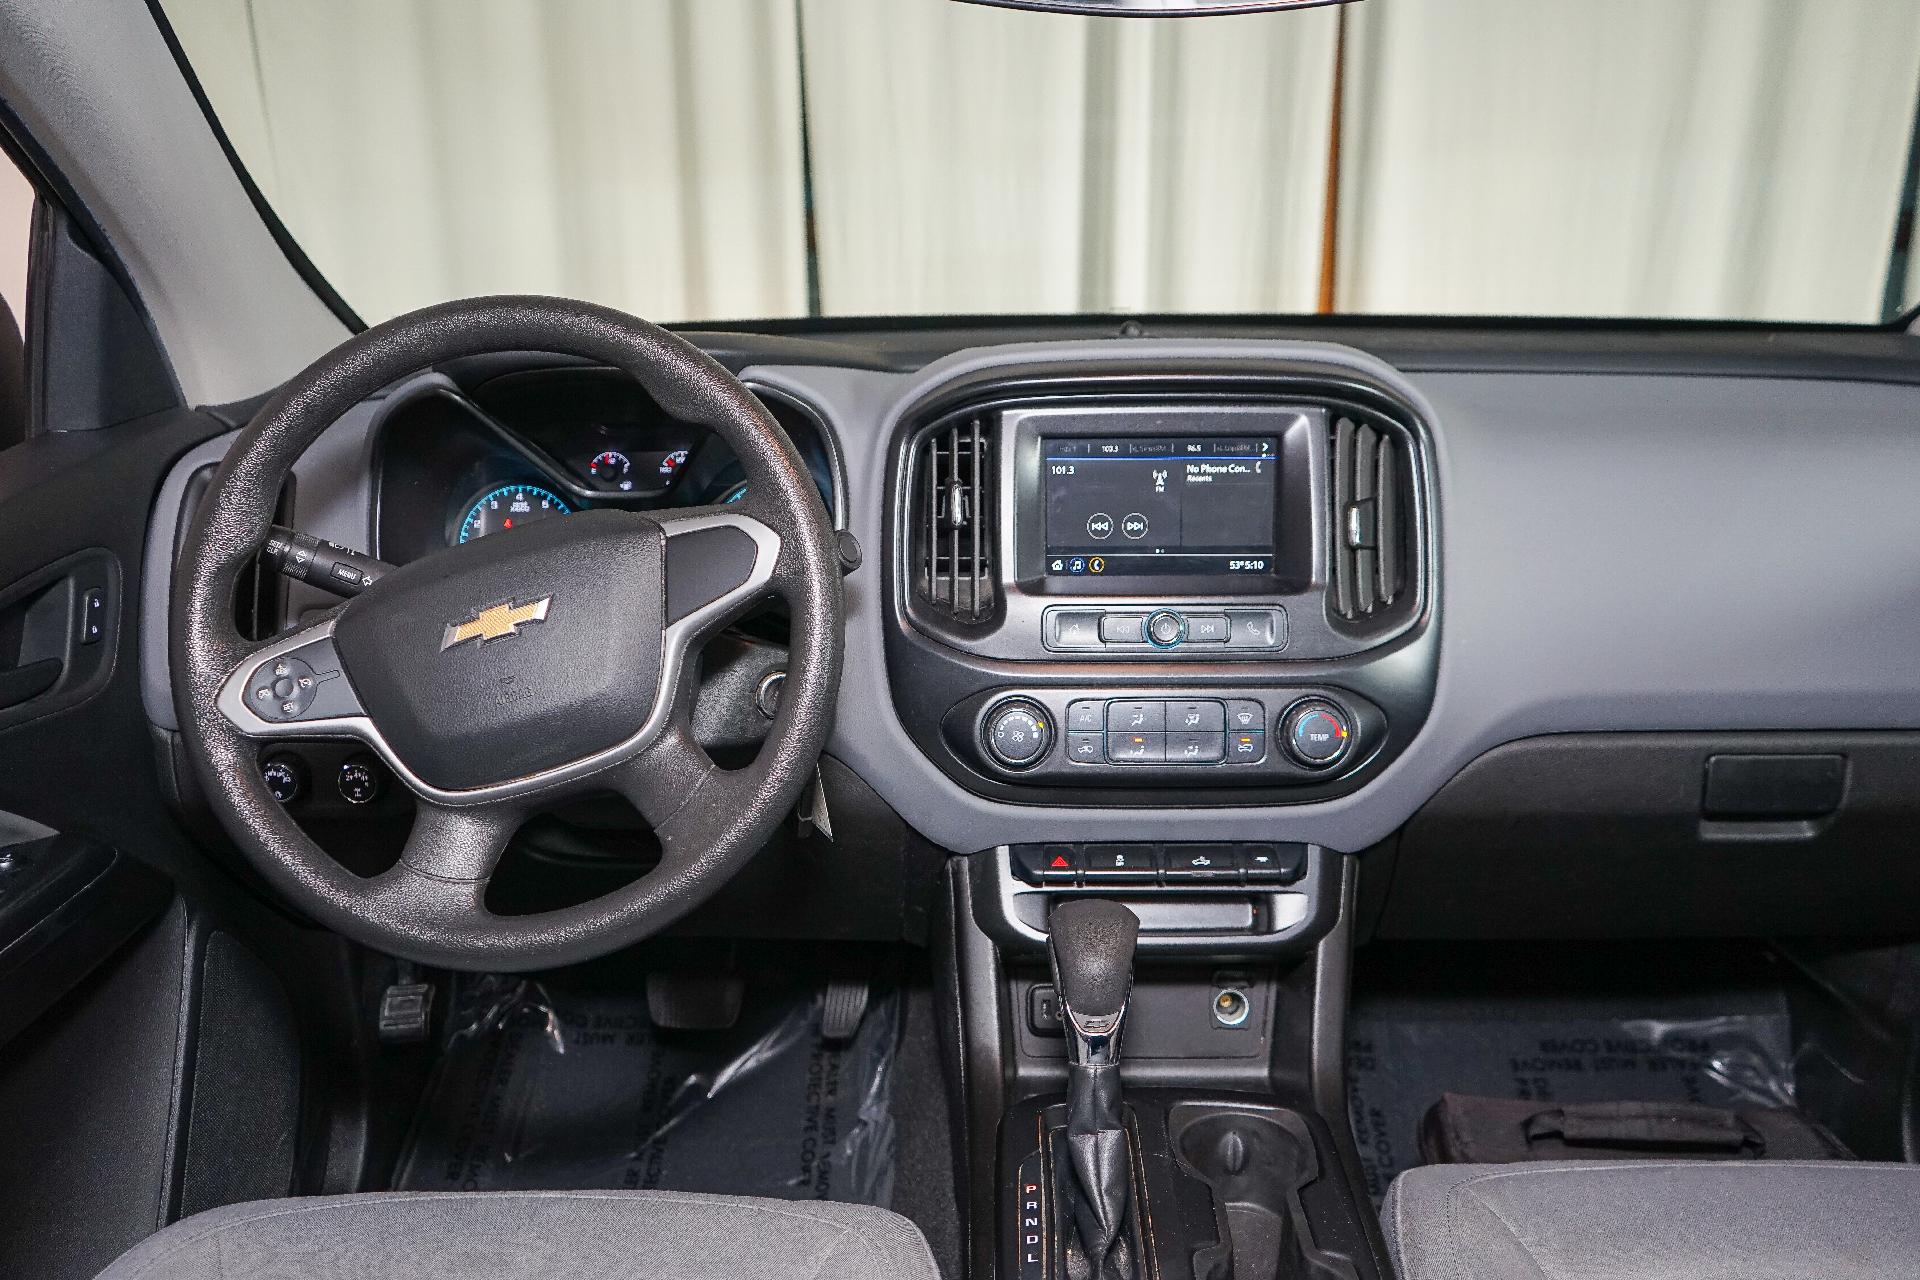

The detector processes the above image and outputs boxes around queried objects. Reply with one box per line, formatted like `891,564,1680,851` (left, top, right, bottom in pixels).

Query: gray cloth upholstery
96,1190,939,1280
1384,1160,1920,1280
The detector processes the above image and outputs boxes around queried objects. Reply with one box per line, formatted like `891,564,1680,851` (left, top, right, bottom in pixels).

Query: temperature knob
1280,699,1353,769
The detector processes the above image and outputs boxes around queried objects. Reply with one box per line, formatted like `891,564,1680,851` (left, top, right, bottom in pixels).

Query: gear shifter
1048,899,1140,1280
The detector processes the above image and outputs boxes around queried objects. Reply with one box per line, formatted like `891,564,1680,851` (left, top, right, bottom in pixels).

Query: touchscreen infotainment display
1043,436,1277,577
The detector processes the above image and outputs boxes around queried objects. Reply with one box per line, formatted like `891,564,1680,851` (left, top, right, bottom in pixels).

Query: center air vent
911,417,996,623
1330,414,1411,623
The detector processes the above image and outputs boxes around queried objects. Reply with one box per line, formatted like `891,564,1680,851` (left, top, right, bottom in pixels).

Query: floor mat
395,975,898,1204
1346,954,1798,1200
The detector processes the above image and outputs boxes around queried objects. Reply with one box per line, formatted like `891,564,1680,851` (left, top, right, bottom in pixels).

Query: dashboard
132,330,1920,948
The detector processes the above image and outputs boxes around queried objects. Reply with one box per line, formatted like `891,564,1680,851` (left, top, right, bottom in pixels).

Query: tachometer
456,483,573,544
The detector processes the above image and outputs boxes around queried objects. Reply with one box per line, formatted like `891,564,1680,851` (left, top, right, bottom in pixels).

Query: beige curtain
167,0,809,324
1337,0,1920,322
169,0,1920,325
799,0,1336,315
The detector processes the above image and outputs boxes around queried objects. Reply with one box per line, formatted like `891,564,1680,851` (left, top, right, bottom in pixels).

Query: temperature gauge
658,448,690,481
588,450,633,490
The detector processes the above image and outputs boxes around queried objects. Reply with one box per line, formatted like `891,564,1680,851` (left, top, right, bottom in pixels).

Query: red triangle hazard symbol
1050,855,1070,868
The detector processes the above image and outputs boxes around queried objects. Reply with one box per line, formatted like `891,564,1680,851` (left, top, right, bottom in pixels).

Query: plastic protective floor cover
1347,1003,1797,1199
395,976,898,1204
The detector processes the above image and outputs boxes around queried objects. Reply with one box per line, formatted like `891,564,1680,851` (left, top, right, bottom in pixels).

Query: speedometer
457,483,573,544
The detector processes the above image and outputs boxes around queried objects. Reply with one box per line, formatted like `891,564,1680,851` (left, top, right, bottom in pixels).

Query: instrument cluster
372,366,836,563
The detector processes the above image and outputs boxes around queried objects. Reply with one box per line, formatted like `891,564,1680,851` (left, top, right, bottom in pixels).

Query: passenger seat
1384,1161,1920,1280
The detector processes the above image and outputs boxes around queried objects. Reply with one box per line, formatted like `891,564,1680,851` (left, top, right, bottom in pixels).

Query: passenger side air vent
910,417,997,623
1330,414,1411,622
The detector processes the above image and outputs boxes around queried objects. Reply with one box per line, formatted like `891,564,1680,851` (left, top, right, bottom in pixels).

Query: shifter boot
1060,1064,1136,1280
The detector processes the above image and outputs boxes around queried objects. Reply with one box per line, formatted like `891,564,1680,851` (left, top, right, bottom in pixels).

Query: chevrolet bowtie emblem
440,596,552,651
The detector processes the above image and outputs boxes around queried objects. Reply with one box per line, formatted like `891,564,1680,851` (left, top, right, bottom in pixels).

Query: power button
1145,610,1186,648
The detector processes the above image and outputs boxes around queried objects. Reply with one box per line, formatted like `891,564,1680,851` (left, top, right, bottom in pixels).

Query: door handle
0,659,61,711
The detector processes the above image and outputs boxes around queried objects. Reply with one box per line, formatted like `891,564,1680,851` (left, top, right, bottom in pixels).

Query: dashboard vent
912,418,996,622
1330,415,1410,622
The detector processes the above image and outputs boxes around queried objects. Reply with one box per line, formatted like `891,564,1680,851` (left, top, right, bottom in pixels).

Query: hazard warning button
1011,844,1085,885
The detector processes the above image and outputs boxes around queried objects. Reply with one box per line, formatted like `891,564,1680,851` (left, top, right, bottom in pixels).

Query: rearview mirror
953,0,1352,14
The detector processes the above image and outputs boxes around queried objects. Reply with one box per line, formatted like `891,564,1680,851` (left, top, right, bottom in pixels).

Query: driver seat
94,1189,938,1280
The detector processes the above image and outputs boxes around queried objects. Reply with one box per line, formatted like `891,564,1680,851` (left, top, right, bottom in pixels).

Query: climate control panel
947,685,1382,788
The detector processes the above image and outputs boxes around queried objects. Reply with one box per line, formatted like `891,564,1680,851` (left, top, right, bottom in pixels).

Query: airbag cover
333,510,664,791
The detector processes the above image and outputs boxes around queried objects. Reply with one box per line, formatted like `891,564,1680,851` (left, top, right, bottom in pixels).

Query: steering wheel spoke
611,723,721,846
655,506,783,638
214,616,370,742
391,797,524,884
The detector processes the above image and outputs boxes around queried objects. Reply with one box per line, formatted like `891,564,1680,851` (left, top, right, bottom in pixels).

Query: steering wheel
172,297,842,971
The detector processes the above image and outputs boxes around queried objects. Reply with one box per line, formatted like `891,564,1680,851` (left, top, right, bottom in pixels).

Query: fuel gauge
588,450,634,491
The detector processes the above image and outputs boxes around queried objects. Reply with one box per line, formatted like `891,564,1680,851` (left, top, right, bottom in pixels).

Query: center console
885,368,1437,808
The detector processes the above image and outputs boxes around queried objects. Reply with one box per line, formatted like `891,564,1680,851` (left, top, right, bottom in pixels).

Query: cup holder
1170,1103,1359,1280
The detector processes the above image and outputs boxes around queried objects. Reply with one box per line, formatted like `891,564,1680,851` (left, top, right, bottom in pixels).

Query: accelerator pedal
820,978,871,1043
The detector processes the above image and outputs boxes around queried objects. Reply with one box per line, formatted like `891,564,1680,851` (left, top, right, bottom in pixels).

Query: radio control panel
1043,605,1287,654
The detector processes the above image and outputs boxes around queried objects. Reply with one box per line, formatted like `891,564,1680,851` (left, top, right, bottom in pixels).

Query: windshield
158,0,1920,327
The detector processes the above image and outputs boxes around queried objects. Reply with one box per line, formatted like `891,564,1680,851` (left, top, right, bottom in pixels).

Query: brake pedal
646,972,744,1031
820,978,870,1043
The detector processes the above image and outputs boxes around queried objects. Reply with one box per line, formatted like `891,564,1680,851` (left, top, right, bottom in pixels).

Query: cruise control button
1167,700,1225,732
1107,731,1164,762
1166,731,1226,763
1106,700,1165,732
1165,845,1239,881
1186,614,1231,642
248,655,320,721
1065,732,1104,763
1227,730,1266,762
